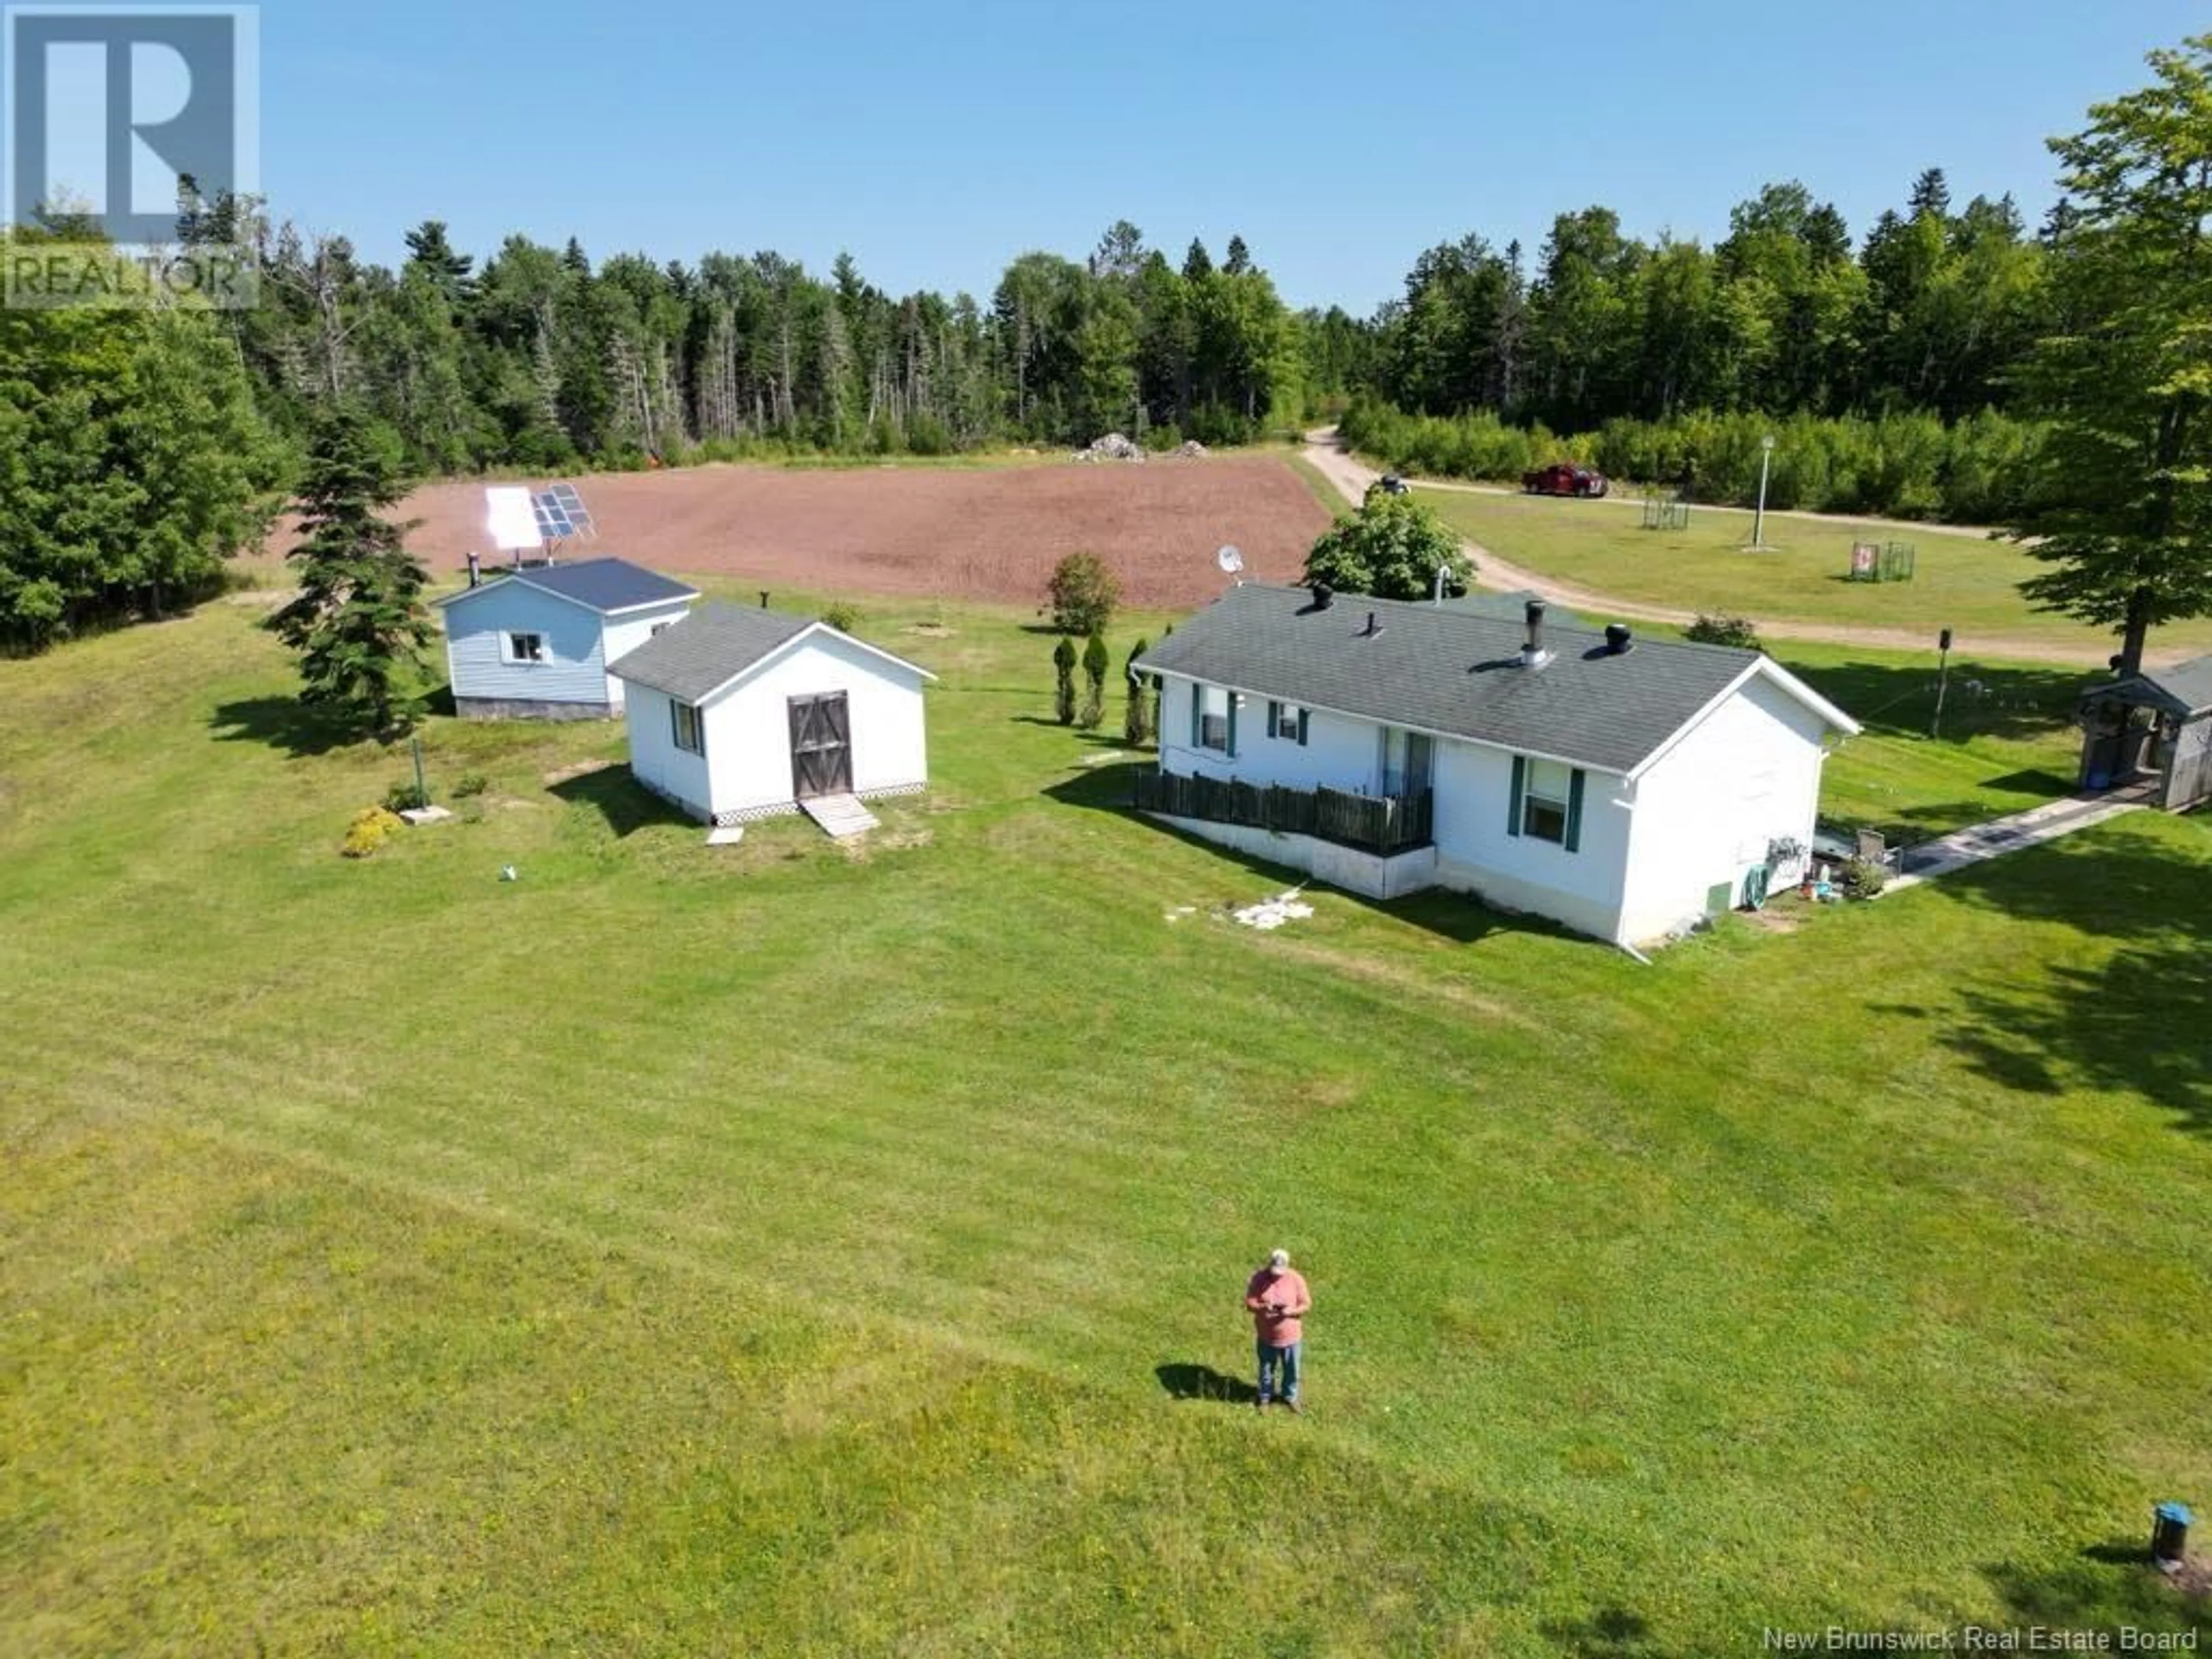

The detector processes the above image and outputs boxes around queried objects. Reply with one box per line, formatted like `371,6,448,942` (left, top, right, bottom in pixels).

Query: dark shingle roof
2138,654,2212,717
1435,588,1557,623
512,558,697,613
1135,584,1811,775
607,601,814,702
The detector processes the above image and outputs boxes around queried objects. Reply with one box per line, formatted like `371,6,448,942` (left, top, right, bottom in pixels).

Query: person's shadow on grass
1154,1362,1256,1405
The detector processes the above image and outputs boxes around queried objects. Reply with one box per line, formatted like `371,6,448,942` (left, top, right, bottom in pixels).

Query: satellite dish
1216,544,1245,574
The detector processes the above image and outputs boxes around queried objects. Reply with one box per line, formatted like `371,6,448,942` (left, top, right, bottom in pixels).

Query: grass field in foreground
1420,488,2212,658
3,589,2209,1656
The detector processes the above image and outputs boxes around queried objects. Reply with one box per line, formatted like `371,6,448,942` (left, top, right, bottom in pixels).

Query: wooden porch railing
1132,770,1433,855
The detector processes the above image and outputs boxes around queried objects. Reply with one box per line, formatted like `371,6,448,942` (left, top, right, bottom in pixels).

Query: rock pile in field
1176,440,1209,458
1073,431,1145,463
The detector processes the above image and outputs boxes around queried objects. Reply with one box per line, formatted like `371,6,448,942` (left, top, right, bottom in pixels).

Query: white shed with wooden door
608,601,934,825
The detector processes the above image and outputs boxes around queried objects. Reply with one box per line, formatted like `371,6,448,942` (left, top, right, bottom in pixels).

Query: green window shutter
1190,683,1200,748
1508,755,1525,837
669,700,682,748
1296,709,1310,747
1226,695,1238,759
1267,700,1281,738
1565,768,1586,853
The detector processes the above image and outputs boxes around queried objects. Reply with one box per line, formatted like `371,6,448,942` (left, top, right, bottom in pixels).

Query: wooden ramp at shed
801,793,878,839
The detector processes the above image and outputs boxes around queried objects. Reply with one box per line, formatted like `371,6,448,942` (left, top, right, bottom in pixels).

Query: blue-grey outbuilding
435,558,699,719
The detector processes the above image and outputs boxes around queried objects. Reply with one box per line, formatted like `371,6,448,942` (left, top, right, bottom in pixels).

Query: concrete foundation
455,697,613,722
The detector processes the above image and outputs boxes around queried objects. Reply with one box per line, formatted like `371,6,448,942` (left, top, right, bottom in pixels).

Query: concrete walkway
1882,786,2152,892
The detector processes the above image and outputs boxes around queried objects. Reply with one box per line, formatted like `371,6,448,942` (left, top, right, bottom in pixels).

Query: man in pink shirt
1244,1248,1311,1412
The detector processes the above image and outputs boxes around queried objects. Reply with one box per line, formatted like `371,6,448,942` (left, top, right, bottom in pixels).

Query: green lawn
1419,488,2212,660
3,589,2209,1656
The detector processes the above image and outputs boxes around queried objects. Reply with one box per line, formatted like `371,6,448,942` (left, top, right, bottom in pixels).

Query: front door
788,692,853,799
1379,728,1433,797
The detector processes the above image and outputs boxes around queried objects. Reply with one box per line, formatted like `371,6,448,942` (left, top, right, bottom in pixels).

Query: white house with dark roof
1133,584,1861,947
435,557,699,719
607,601,934,825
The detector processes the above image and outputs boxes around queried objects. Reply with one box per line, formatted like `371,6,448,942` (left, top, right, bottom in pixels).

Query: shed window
503,631,546,664
650,622,672,638
671,700,704,755
1270,701,1308,744
1198,685,1231,753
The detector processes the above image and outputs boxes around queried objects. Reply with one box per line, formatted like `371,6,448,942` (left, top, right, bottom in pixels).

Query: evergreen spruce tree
1122,637,1152,745
1053,636,1078,726
1078,630,1109,729
270,407,433,737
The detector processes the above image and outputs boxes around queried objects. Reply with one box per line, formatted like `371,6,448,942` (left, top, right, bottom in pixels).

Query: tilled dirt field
268,456,1333,610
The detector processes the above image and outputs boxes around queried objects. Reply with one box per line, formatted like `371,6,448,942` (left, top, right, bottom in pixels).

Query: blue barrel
2152,1501,2191,1564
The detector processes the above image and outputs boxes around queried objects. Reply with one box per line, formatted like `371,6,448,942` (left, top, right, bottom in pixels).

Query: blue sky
260,0,2204,313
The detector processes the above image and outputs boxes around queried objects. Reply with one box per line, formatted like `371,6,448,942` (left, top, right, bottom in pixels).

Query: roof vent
1520,599,1552,669
1605,622,1634,656
1362,609,1382,638
1312,582,1334,610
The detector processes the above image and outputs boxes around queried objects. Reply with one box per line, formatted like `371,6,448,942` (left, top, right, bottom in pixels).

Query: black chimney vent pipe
1312,582,1334,610
1605,622,1633,655
467,551,481,589
1363,609,1381,637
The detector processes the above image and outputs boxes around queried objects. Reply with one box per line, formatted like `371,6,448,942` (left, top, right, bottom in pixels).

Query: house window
1198,685,1231,752
503,631,546,664
1522,759,1573,842
1521,759,1575,844
1270,701,1306,743
670,700,704,755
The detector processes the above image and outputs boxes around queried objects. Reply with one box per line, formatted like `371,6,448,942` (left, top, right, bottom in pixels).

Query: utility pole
1932,628,1953,738
1751,433,1776,550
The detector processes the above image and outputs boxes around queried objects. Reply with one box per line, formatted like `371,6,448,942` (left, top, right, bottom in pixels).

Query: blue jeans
1256,1339,1301,1404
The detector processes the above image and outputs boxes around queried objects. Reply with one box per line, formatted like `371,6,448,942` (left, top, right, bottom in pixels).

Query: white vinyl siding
1617,673,1832,943
441,581,611,709
623,683,713,817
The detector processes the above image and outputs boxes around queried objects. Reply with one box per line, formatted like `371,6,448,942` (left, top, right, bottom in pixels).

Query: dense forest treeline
191,203,1312,471
1365,170,2050,431
1338,167,2063,517
0,163,2084,646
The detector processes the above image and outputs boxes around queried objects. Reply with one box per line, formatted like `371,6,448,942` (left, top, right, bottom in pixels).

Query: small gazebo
2078,653,2212,810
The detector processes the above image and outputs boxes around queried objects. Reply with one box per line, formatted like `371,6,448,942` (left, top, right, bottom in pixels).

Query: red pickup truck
1521,461,1608,498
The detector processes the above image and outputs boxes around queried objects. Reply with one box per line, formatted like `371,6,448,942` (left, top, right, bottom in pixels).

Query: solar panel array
549,483,594,533
529,483,597,543
485,485,543,551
